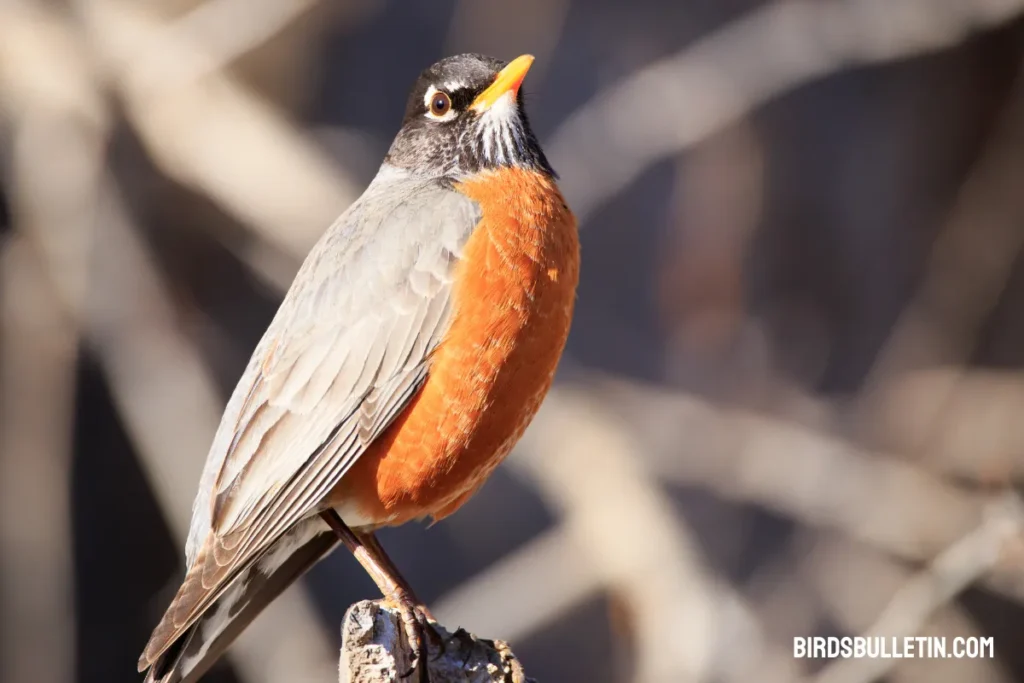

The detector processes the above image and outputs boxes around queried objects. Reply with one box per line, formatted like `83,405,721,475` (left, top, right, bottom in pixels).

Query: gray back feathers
185,165,480,565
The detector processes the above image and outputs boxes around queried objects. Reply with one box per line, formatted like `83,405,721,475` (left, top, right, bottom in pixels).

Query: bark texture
340,601,534,683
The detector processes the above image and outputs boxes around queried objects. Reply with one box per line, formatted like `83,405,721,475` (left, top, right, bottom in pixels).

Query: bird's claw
395,599,437,683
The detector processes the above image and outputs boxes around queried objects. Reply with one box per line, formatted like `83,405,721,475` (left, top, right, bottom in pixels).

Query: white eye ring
423,86,456,121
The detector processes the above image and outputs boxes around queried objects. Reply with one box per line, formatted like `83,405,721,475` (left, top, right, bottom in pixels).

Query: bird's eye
429,92,451,117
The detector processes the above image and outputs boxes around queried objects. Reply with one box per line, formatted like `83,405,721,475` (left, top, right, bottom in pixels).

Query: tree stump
340,601,534,683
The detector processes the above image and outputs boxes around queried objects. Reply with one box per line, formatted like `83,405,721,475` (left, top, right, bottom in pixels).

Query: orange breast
332,167,579,526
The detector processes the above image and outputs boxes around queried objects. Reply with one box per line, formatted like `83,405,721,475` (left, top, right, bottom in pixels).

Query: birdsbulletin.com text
794,636,994,659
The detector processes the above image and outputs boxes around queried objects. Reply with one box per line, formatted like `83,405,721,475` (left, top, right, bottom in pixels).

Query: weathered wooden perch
340,600,534,683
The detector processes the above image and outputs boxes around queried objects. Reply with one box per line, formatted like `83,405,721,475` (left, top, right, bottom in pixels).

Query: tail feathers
140,541,229,672
142,520,338,683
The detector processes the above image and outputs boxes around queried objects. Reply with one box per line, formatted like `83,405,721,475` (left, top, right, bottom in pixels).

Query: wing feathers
143,173,480,670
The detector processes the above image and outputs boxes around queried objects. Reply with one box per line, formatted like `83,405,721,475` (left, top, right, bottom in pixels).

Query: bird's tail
143,521,338,683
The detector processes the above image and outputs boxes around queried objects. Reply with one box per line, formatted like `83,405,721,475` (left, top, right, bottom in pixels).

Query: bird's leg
319,511,429,682
357,531,435,622
356,531,445,660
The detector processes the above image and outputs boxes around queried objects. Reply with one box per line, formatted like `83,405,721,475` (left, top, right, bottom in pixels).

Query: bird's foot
388,595,436,683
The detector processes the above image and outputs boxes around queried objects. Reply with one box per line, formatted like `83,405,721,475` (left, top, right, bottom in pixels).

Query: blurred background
3,1,1024,682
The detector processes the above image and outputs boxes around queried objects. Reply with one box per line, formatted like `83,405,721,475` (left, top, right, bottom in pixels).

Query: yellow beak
471,54,535,111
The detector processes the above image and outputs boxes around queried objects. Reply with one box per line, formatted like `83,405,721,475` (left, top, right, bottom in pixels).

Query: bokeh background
4,1,1024,682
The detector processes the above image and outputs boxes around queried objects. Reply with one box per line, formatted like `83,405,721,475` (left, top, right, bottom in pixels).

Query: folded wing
140,172,481,670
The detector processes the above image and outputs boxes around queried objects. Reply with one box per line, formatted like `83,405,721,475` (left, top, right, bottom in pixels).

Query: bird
138,53,579,683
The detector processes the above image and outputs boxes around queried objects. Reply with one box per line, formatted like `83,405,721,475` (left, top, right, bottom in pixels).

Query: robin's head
384,53,554,179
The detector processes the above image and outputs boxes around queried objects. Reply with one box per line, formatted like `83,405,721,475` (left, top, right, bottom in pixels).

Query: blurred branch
162,0,321,84
863,60,1024,385
341,601,533,683
73,0,359,281
435,514,807,683
549,0,1024,221
0,6,337,683
485,385,827,683
587,377,1024,607
602,379,983,558
867,368,1024,483
813,494,1024,683
854,62,1024,480
0,238,77,683
0,1,108,306
0,9,107,683
514,388,728,683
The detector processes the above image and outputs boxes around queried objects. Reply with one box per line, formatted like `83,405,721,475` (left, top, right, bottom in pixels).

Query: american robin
138,53,579,683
